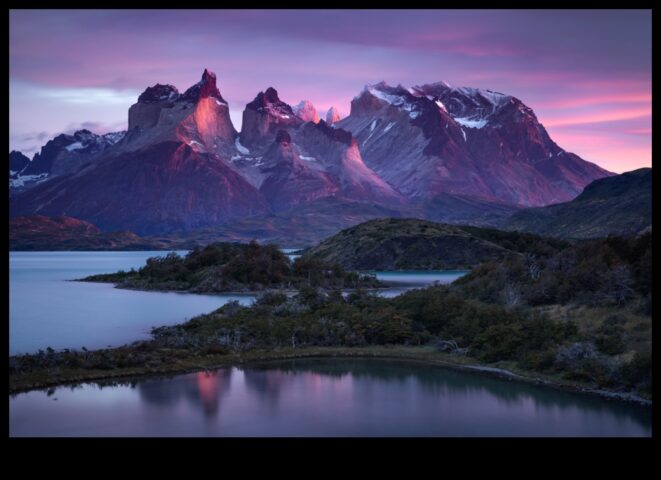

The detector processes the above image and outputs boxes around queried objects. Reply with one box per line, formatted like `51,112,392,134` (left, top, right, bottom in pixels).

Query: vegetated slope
304,218,568,270
9,215,168,251
82,241,383,293
505,168,652,239
11,234,651,399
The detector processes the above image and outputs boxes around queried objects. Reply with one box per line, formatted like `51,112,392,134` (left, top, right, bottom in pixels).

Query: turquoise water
9,358,651,437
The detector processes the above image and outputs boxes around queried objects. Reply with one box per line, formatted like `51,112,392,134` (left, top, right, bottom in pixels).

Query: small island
80,241,384,293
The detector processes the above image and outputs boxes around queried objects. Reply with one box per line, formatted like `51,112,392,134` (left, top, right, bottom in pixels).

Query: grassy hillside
505,168,651,239
303,218,568,270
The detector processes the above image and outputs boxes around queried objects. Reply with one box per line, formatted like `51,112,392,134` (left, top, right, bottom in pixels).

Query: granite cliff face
336,82,612,207
293,100,320,123
326,106,341,125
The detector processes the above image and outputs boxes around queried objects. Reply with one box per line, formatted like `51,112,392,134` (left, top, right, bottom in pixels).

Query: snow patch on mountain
65,142,84,152
455,117,488,129
235,138,250,155
10,172,49,188
363,83,425,122
102,131,126,144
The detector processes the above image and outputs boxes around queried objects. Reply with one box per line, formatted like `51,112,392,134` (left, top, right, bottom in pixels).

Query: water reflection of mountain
136,369,233,419
242,368,295,410
240,358,651,427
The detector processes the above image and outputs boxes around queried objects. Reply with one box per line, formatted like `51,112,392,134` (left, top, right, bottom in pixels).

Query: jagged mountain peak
9,151,30,174
326,106,341,124
181,68,226,103
137,84,179,104
126,69,236,150
351,81,427,120
293,100,320,123
337,80,611,206
247,87,290,112
240,87,302,149
414,82,514,125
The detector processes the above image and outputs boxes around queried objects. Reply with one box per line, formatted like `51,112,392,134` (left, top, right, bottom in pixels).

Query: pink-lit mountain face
9,70,613,235
337,82,613,206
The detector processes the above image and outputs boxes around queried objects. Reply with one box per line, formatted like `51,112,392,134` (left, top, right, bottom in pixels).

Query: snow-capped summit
337,80,612,207
351,82,427,120
413,83,514,129
246,87,297,118
326,106,341,124
11,128,128,194
293,100,320,123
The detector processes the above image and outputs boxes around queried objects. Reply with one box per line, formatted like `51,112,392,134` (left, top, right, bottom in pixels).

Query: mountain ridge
10,69,615,238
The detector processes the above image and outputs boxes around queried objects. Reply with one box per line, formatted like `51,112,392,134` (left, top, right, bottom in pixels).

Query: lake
8,251,254,355
9,251,465,355
9,358,651,437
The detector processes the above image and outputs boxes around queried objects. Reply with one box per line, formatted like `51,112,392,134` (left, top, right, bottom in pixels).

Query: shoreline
9,346,652,407
73,279,393,296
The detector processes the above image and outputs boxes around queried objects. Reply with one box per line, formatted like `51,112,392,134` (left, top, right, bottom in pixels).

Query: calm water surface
9,252,463,354
9,251,254,355
9,358,651,437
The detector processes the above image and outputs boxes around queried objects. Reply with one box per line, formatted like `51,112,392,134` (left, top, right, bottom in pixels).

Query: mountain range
9,69,614,238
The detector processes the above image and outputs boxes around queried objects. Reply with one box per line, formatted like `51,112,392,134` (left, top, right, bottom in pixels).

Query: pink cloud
543,107,651,127
548,130,651,174
533,92,651,109
9,10,651,175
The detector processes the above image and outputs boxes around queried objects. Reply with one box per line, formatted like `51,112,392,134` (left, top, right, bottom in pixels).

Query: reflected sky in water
9,251,254,355
10,359,651,437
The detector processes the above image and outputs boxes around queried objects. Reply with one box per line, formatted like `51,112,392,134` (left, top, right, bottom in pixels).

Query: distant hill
303,218,568,270
9,215,175,251
504,168,651,239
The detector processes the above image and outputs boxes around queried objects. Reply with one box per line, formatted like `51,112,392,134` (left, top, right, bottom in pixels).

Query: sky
9,9,651,173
